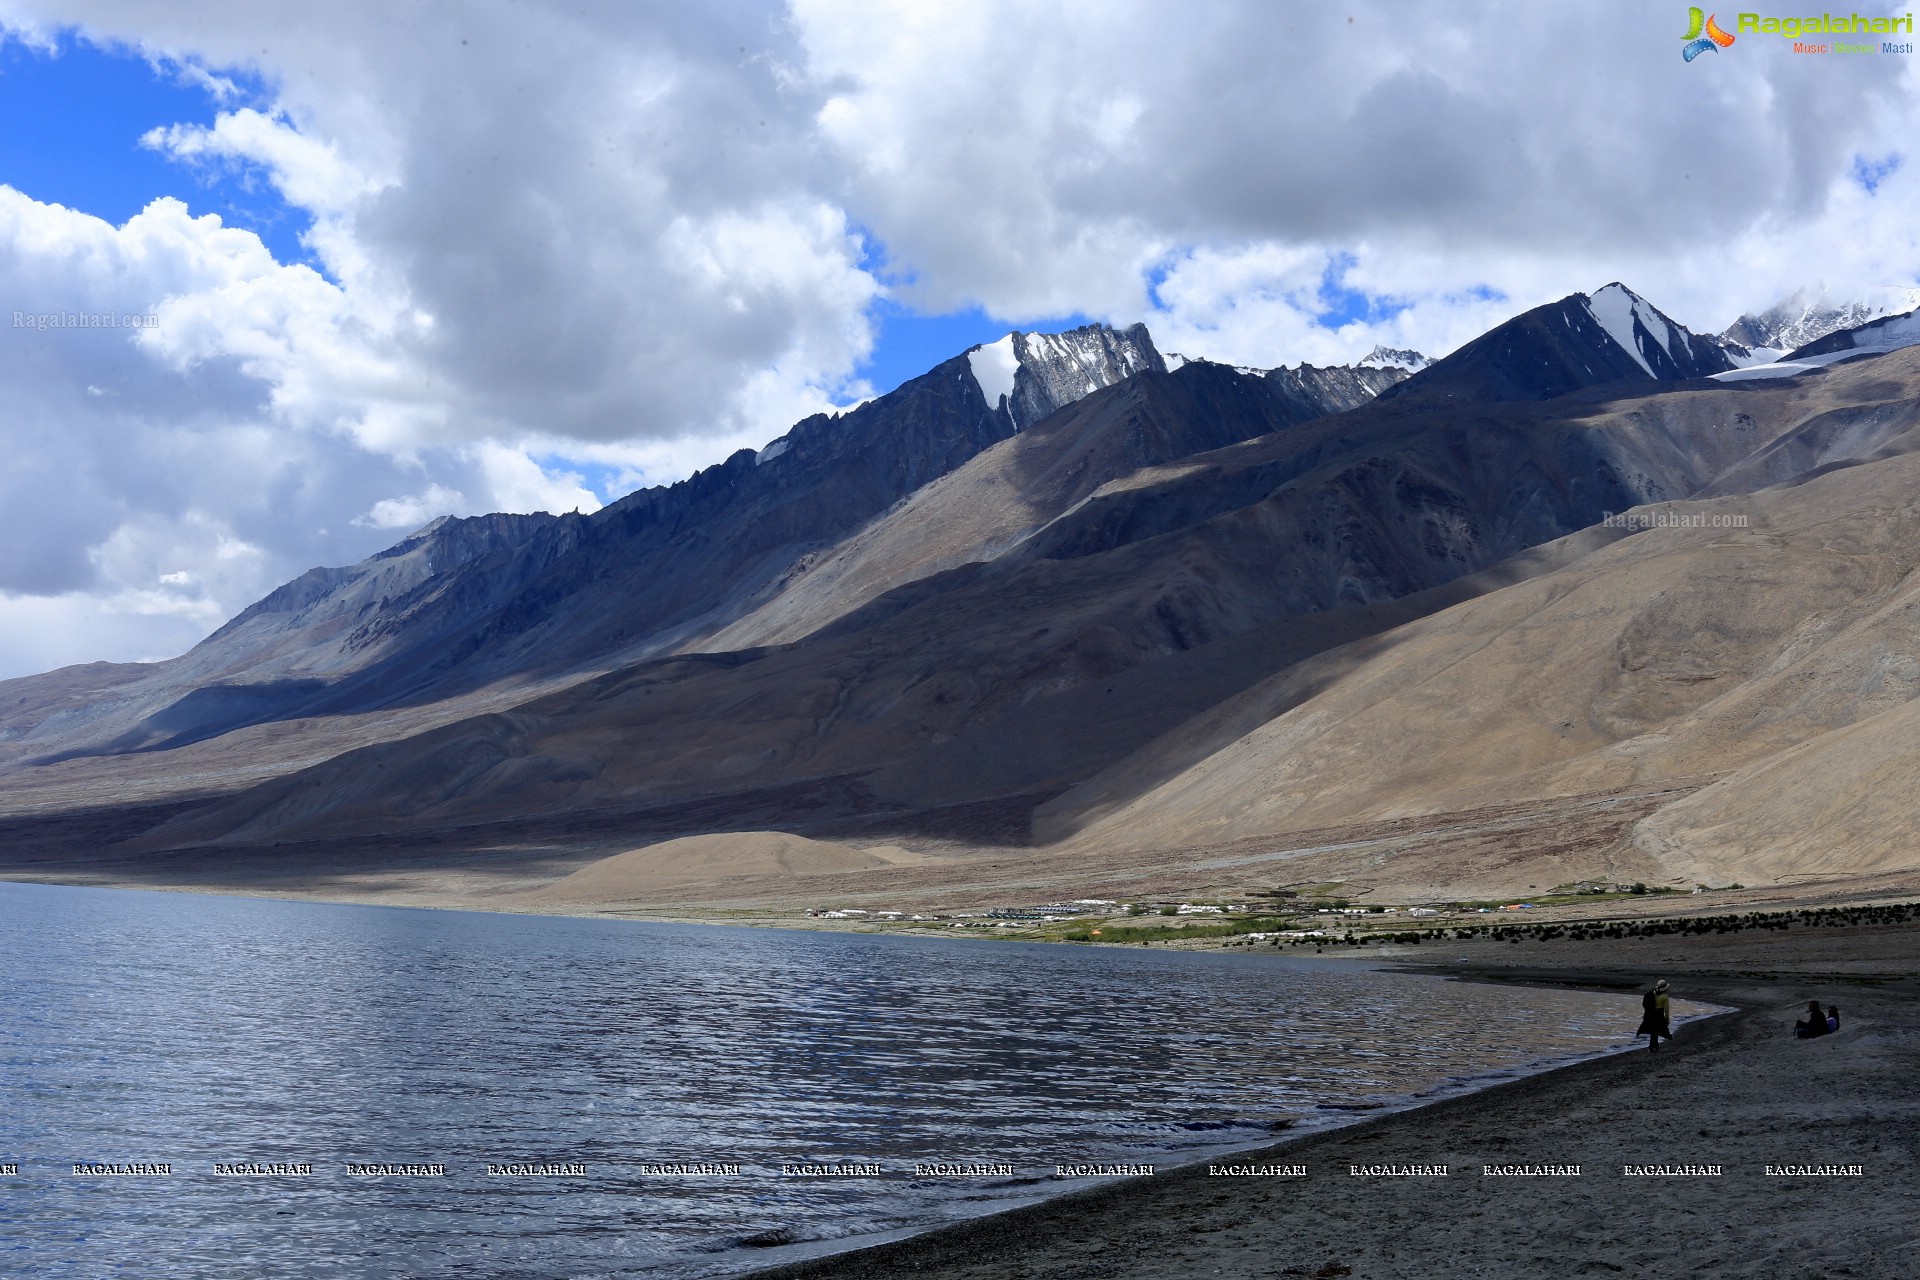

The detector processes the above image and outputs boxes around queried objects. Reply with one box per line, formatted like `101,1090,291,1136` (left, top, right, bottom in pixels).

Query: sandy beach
746,922,1920,1280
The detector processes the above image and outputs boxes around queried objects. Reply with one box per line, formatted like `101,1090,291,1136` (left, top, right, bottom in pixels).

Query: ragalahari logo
1683,8,1737,58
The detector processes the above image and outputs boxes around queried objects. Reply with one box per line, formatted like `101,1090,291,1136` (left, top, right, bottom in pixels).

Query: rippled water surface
0,882,1700,1277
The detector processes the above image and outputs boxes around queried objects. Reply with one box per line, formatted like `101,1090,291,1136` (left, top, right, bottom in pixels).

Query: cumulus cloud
794,0,1920,351
142,107,379,213
354,484,466,532
1,0,1918,678
467,443,597,517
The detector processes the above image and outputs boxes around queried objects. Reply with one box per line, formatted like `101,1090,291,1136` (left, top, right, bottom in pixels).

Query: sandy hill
527,831,915,904
1042,415,1920,893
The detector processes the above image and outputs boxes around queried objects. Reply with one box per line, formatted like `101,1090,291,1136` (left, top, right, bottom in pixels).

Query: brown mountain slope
525,831,914,904
0,353,1387,819
1629,695,1920,884
1039,443,1920,891
0,327,1160,779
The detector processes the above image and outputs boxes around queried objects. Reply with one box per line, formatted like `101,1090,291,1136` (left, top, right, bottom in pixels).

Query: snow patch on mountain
963,324,1166,430
1587,283,1676,377
1718,345,1789,369
1712,307,1920,382
1712,359,1836,382
968,334,1022,415
1826,308,1920,355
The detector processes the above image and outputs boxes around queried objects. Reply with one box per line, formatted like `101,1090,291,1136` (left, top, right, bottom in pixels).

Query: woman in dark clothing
1637,979,1672,1052
1795,1000,1828,1038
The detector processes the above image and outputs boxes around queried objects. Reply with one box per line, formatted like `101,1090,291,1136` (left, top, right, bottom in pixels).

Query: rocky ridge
1720,284,1920,358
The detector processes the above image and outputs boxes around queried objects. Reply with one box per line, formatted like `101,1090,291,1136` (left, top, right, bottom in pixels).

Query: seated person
1795,1000,1828,1038
1826,1005,1840,1033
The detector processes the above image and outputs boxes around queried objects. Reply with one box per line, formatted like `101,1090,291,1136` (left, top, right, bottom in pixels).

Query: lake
0,882,1699,1277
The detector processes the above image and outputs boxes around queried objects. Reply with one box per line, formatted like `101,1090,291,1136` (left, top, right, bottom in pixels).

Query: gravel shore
747,923,1920,1280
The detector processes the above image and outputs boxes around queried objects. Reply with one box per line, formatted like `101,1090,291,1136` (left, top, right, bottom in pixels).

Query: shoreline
733,991,1737,1279
740,932,1920,1280
5,865,1917,937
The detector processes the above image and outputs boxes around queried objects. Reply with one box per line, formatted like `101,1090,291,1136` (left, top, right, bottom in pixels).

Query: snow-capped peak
1712,303,1920,382
1720,284,1920,354
1585,283,1679,377
966,323,1163,430
1359,345,1430,372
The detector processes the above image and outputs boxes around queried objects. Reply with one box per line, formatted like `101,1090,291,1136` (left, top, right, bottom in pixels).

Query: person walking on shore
1637,979,1672,1053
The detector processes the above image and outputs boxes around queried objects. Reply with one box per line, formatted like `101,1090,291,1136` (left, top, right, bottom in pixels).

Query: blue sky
0,34,319,270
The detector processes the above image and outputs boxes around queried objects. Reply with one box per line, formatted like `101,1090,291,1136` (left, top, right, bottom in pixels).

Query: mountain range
1718,284,1920,360
5,283,1920,913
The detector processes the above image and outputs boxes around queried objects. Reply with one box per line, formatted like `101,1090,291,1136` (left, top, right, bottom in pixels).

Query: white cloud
467,443,598,517
791,0,1920,360
142,107,381,213
0,588,221,675
0,184,610,675
0,3,886,675
354,484,466,532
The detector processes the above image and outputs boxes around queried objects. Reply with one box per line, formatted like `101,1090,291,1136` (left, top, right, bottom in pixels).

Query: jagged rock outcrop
966,323,1165,430
1159,353,1415,419
1263,361,1410,413
1360,346,1430,371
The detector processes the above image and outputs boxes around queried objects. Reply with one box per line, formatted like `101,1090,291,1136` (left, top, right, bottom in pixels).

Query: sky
0,0,1916,679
